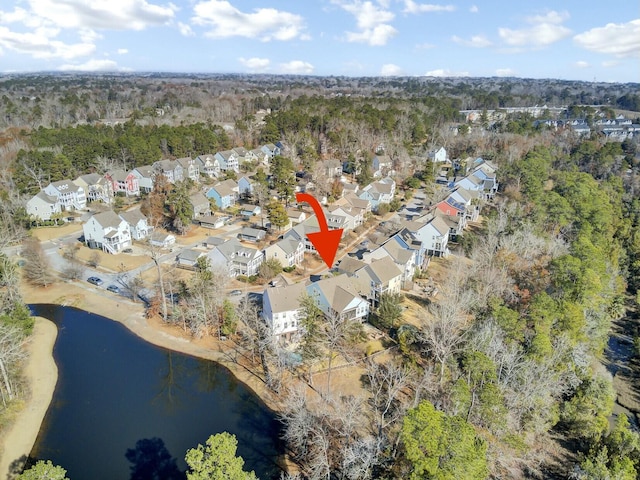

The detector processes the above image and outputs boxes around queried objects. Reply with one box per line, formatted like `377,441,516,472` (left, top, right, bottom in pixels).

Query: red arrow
295,192,343,269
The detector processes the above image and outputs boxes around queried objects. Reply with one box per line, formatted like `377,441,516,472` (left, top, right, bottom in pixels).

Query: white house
214,150,239,172
209,238,264,277
428,146,448,163
195,154,221,178
306,274,369,322
119,210,152,240
262,282,307,339
358,177,395,211
264,238,305,267
43,180,87,211
83,210,132,254
26,191,61,221
411,215,450,257
354,256,403,307
74,173,113,204
132,165,155,193
176,157,199,182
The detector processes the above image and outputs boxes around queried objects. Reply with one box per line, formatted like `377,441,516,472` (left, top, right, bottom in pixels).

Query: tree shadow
6,454,33,480
124,437,184,480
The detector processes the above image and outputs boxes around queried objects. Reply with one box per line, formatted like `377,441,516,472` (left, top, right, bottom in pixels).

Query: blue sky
0,0,638,82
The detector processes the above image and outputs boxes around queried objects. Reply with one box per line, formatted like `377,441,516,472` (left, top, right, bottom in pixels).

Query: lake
29,304,284,480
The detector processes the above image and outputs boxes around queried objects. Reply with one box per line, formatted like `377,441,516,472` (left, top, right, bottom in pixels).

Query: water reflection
125,438,183,480
29,304,283,480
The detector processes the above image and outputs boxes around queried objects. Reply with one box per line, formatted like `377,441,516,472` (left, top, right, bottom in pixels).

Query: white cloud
280,60,314,74
602,60,619,67
16,0,176,31
415,42,435,49
0,0,175,61
424,68,469,77
117,48,128,55
333,0,397,46
239,56,270,72
469,5,478,13
178,22,194,36
381,63,403,76
346,24,396,46
498,10,571,48
574,20,640,58
496,68,515,76
452,34,492,48
574,60,590,68
192,0,307,41
58,58,129,71
403,0,456,14
0,26,94,59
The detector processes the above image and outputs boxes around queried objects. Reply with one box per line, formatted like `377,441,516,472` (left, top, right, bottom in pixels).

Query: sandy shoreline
0,279,292,477
0,317,58,479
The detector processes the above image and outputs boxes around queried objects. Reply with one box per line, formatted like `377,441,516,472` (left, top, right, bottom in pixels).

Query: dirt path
0,318,57,479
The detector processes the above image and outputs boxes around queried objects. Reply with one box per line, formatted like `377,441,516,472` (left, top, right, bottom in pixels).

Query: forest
0,74,640,479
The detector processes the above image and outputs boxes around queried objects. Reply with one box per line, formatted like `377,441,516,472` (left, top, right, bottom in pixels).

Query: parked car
87,276,104,286
123,248,133,253
106,284,120,293
229,289,243,296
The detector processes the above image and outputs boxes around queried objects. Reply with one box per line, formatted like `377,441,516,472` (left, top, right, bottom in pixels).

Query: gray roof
134,165,154,178
51,179,81,191
264,282,307,313
78,173,102,184
92,210,124,229
175,157,194,167
216,238,261,263
189,192,209,207
177,248,204,262
311,274,365,312
240,227,266,239
211,183,235,198
33,191,58,205
337,256,367,275
119,209,147,225
155,159,178,172
204,236,226,246
108,169,130,182
364,256,403,284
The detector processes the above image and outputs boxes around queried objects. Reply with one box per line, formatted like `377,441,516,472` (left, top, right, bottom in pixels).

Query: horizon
0,1,637,83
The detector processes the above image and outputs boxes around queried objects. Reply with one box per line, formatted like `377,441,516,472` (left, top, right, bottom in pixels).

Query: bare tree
21,237,54,287
0,324,26,407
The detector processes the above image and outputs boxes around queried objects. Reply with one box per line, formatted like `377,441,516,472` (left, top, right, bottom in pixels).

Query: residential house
358,177,395,211
447,188,480,221
214,150,239,172
209,238,264,277
189,192,211,219
119,210,152,240
131,165,155,193
434,210,465,239
261,143,281,159
428,146,448,163
284,215,321,252
239,227,266,243
339,193,371,215
306,274,369,322
26,191,61,221
469,165,499,197
238,176,254,198
43,180,87,211
364,232,421,289
175,248,205,269
328,204,364,230
74,173,113,204
250,148,270,165
264,238,305,268
410,215,450,257
195,154,221,178
286,208,307,225
83,210,132,254
325,209,348,232
150,231,176,249
198,213,228,230
262,282,307,339
206,182,237,209
372,154,392,178
336,256,367,276
355,256,403,307
322,159,343,178
176,157,200,182
104,169,140,197
153,159,184,184
341,182,359,196
240,204,261,219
